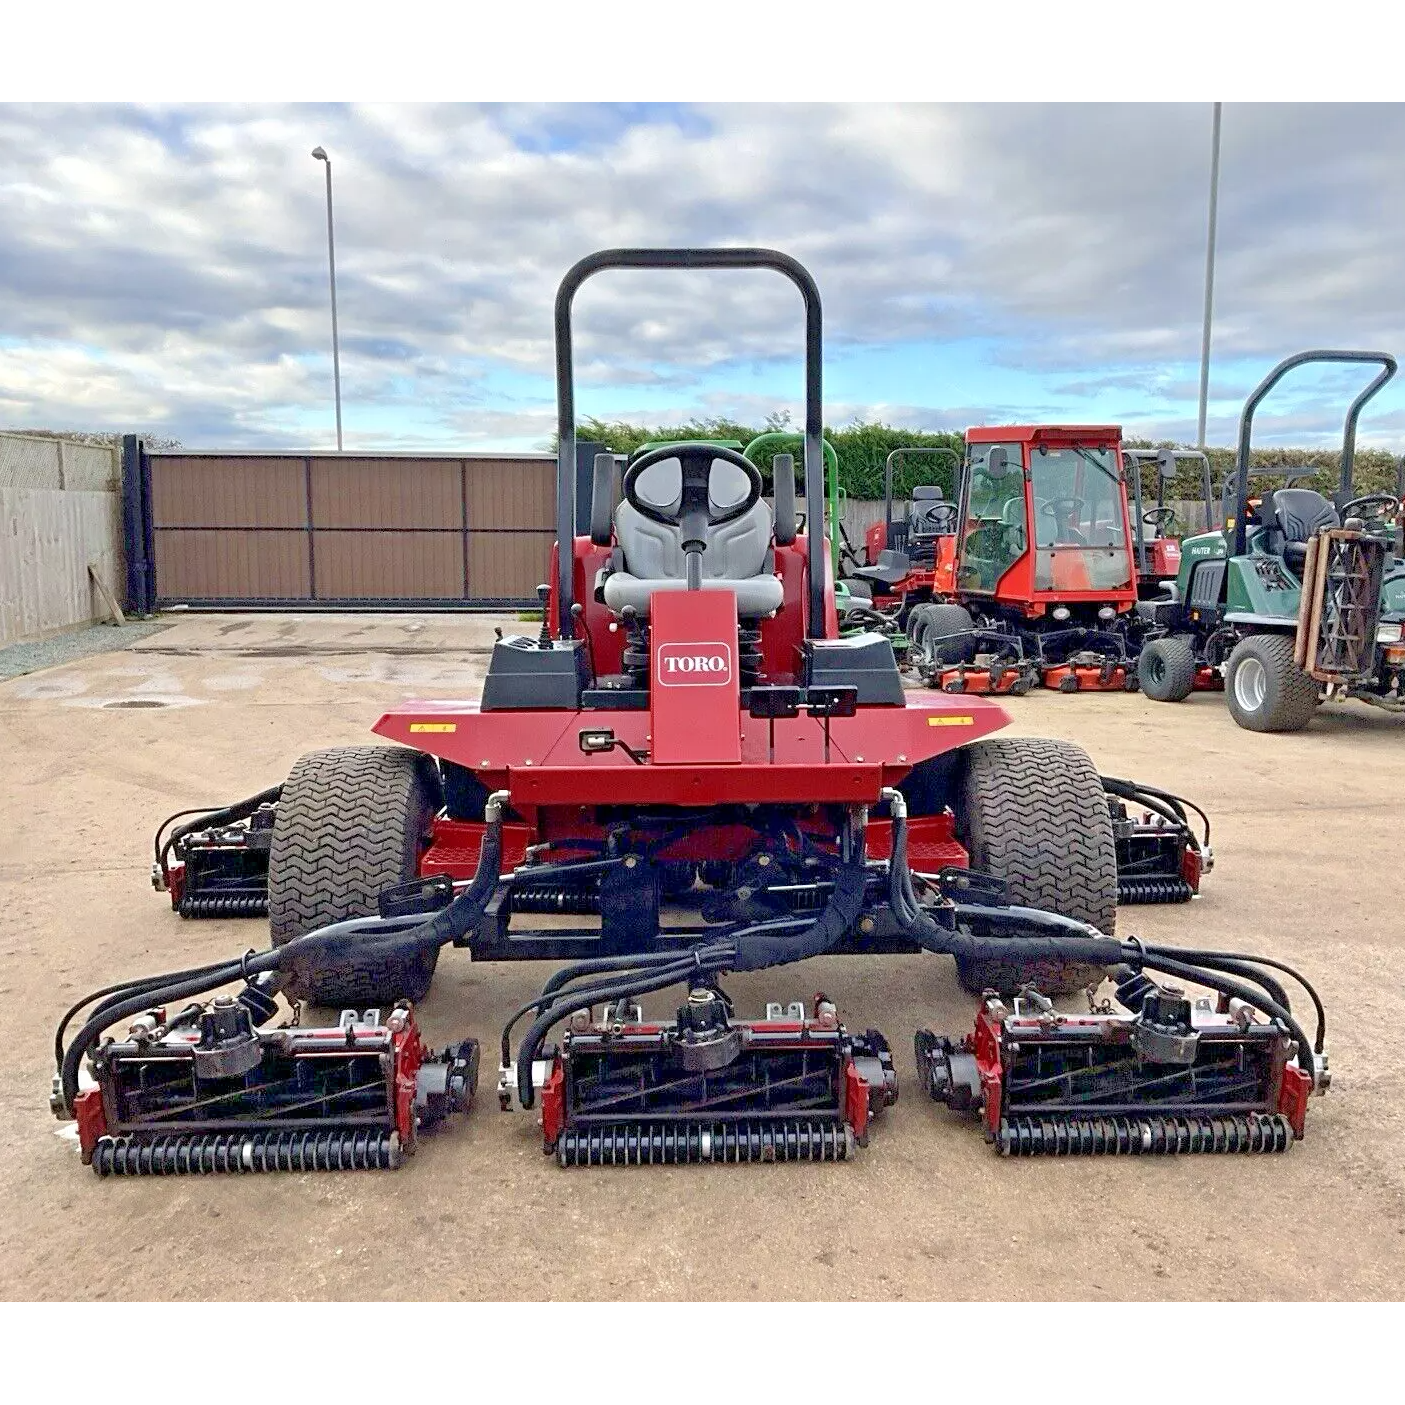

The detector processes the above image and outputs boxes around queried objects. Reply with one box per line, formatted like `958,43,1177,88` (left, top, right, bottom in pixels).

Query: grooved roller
557,1120,854,1167
998,1113,1294,1156
91,1128,403,1175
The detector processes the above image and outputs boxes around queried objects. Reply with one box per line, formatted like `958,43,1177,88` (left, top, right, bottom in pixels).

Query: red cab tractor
55,249,1327,1173
909,425,1152,694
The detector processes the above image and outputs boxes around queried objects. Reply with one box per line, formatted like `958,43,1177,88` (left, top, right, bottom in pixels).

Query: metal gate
122,439,557,611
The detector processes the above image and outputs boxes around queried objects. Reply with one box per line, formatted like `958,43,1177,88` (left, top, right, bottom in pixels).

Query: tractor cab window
958,442,1026,593
1027,446,1133,592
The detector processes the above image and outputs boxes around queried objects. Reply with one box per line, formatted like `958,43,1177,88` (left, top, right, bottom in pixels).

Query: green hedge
1122,441,1403,504
578,417,1402,505
577,417,965,500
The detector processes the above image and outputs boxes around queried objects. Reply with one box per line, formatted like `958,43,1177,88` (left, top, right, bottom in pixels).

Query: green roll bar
744,432,842,577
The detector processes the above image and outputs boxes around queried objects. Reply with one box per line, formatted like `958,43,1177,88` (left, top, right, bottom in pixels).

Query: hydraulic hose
514,959,708,1108
510,861,871,1108
154,785,283,883
1101,774,1211,849
883,789,1123,969
880,790,1318,1079
58,791,510,1116
1141,944,1326,1051
1131,951,1318,1090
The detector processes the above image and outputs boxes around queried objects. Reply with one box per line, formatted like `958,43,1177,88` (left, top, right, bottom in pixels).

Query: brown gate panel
146,449,554,608
315,532,464,599
466,531,553,600
311,458,464,528
152,457,307,528
155,530,312,600
465,458,556,529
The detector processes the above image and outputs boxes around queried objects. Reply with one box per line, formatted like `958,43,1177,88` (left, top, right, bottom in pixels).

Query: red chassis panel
375,690,1007,808
418,811,966,880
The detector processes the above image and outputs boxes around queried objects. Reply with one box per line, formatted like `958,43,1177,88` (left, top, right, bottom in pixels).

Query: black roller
91,1128,403,1175
997,1113,1293,1157
178,892,269,919
1117,876,1195,905
556,1119,854,1166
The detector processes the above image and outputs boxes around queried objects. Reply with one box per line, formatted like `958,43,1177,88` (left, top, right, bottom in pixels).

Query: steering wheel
914,500,958,534
1041,496,1087,545
1142,506,1177,534
623,442,763,530
1340,493,1400,523
1042,496,1084,524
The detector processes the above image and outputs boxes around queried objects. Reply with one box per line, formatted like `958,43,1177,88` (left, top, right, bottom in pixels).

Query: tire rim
1145,654,1165,685
1234,655,1267,713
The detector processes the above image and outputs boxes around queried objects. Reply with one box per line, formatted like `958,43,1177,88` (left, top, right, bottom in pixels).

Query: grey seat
1260,488,1339,575
602,456,785,618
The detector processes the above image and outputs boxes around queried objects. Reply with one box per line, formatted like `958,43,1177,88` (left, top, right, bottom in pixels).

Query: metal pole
312,147,343,450
1195,102,1222,451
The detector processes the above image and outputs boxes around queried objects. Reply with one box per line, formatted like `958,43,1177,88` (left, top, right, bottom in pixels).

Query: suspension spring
738,627,764,685
509,882,602,915
997,1113,1294,1157
90,1128,403,1175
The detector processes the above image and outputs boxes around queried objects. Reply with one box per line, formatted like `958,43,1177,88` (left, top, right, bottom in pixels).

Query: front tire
269,746,443,1006
952,737,1117,997
911,602,976,669
1225,634,1318,733
1138,636,1197,702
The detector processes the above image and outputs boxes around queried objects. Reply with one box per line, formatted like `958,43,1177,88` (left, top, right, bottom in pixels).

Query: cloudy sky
2,102,1403,452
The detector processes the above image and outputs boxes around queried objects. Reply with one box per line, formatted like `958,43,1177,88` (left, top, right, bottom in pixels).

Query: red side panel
1147,539,1181,578
74,1088,108,1164
650,590,742,765
865,520,886,565
932,536,957,594
1277,1065,1312,1139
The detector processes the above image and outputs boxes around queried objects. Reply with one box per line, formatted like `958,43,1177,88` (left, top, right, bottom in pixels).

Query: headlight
1378,622,1404,644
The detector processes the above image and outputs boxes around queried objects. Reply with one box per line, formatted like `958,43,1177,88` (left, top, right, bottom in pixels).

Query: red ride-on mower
846,446,962,626
55,249,1326,1172
1123,447,1214,599
909,426,1154,694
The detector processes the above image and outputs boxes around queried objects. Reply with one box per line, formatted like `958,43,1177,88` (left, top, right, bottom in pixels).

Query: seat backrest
1264,488,1339,546
614,499,775,582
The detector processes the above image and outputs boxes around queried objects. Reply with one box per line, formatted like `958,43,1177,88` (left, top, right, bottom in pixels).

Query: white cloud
1,102,1402,446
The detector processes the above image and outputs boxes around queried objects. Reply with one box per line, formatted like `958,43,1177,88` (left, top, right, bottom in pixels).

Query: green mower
1137,349,1403,731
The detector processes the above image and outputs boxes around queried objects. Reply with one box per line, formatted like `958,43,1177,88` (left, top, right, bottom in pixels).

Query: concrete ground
2,611,1403,1301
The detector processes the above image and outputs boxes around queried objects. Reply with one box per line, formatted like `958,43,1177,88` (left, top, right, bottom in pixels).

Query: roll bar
1123,448,1212,572
1230,350,1397,557
882,446,962,534
554,248,826,640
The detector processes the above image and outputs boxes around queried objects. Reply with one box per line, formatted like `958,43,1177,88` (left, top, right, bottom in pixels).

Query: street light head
311,146,328,161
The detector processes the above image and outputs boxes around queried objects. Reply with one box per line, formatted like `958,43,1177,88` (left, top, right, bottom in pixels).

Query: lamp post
311,146,343,451
1195,102,1223,451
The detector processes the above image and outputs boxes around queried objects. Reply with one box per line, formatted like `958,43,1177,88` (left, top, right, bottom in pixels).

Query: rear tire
269,746,443,1007
952,737,1117,997
1138,636,1197,702
911,602,975,668
1225,634,1318,733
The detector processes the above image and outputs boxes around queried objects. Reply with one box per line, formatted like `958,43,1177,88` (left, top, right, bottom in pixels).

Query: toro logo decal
656,641,734,687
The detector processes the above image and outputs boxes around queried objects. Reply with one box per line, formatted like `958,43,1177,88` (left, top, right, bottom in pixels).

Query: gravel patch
0,620,172,681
